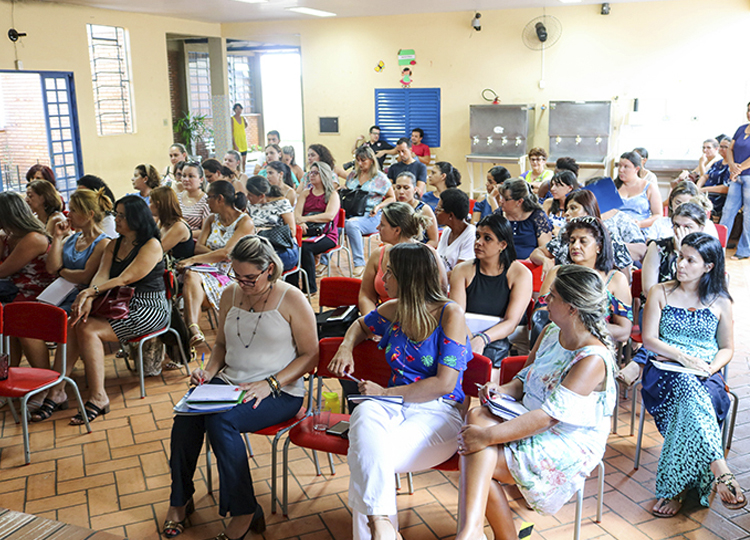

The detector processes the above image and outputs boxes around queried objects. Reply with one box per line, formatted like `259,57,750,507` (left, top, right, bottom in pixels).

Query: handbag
258,226,295,250
340,188,370,218
316,305,360,339
90,286,135,320
304,221,330,237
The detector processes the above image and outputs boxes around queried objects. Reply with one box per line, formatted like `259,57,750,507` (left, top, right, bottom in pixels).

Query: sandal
652,494,684,518
162,498,195,538
714,473,748,510
188,323,205,347
69,401,110,426
616,360,641,388
30,398,69,422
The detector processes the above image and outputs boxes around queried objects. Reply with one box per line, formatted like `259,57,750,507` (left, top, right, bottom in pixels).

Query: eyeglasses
114,212,126,220
529,157,546,163
308,170,320,177
228,268,267,286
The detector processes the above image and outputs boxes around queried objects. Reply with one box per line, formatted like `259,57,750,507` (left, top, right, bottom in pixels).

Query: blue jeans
169,378,303,516
719,174,750,258
345,212,381,267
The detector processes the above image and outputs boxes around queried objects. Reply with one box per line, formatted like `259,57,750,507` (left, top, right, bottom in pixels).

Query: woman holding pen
163,235,318,540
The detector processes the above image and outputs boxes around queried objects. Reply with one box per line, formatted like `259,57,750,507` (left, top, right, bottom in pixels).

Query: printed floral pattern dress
505,324,616,515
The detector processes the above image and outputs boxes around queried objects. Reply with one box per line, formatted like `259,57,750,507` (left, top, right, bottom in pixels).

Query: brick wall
167,48,185,143
0,73,50,191
246,113,260,148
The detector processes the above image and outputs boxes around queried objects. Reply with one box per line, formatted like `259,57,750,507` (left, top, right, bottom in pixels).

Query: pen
200,353,205,385
474,383,515,401
345,372,362,383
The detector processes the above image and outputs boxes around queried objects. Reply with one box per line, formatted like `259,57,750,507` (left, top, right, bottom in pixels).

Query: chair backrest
716,224,728,248
336,208,346,230
319,277,362,310
164,269,176,301
631,268,642,300
295,225,304,246
318,337,392,386
4,302,67,343
520,260,544,293
499,355,528,385
462,353,492,397
469,199,477,214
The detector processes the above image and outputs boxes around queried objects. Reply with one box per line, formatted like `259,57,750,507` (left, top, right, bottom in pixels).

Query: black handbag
258,226,295,250
340,189,369,218
316,305,360,338
304,222,330,237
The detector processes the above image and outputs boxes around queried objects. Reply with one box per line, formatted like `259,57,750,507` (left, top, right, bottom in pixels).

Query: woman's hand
730,163,742,177
458,423,492,455
53,219,71,238
299,222,308,234
478,382,501,403
658,353,710,376
238,380,273,408
70,293,94,325
189,368,209,386
358,379,385,396
470,335,487,355
328,347,355,377
674,224,690,247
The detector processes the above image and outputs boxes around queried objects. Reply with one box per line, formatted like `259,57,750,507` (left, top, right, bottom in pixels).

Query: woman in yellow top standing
231,103,248,173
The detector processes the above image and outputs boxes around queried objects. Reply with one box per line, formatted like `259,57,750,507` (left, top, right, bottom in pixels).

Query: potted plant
173,112,212,156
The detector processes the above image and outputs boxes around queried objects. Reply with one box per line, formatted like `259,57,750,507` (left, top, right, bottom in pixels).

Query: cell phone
326,420,350,438
327,305,356,322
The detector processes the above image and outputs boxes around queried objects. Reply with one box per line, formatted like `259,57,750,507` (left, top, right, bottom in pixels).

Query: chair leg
312,450,322,476
7,397,20,424
65,376,92,434
596,462,604,523
612,381,620,435
407,472,414,495
574,486,583,540
205,434,213,495
167,328,192,376
281,436,293,516
21,394,31,464
137,339,146,398
244,433,253,458
630,380,641,436
634,393,647,469
395,473,401,491
723,390,739,456
327,452,336,475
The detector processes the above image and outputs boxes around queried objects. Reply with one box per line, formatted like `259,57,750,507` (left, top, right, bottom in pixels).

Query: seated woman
246,175,298,273
178,162,211,238
295,162,340,294
697,137,731,220
0,192,56,368
77,175,117,238
224,150,249,194
178,181,254,347
266,160,297,206
520,147,554,191
31,188,112,422
343,146,395,275
150,186,195,261
472,166,510,224
163,143,189,188
641,232,744,516
499,178,553,260
282,145,305,182
530,190,633,275
128,164,160,204
70,196,169,423
202,158,234,185
542,170,579,233
652,183,719,242
450,213,533,379
393,171,438,248
436,189,476,274
26,164,57,188
329,242,470,540
455,265,616,540
616,151,663,232
359,202,445,315
257,144,299,184
26,179,66,236
534,217,632,345
423,161,462,211
163,236,317,540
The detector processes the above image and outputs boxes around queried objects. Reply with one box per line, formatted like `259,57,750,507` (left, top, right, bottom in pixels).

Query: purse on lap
90,286,135,320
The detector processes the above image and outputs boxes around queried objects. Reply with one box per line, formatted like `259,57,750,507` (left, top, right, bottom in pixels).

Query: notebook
37,277,78,306
651,359,708,377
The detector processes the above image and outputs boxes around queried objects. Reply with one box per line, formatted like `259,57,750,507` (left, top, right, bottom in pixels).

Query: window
188,52,212,118
375,88,441,147
86,24,134,136
228,55,256,113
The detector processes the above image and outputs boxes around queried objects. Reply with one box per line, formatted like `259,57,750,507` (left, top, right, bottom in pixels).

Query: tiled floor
2,248,750,540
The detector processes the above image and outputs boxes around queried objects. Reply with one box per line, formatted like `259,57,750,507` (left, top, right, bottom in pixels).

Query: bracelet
474,332,490,347
266,375,281,398
93,285,100,296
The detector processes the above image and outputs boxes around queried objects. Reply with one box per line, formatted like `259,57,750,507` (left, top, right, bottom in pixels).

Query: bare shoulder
508,260,532,279
278,281,315,317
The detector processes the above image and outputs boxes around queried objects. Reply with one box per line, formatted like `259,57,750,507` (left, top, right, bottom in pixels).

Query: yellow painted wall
223,0,750,193
0,1,221,197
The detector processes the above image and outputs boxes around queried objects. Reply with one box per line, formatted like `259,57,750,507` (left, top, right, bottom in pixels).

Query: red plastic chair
520,260,544,293
304,209,353,278
716,224,728,248
318,277,362,313
0,302,92,464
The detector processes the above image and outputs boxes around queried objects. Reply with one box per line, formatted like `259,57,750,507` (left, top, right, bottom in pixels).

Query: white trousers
347,398,464,540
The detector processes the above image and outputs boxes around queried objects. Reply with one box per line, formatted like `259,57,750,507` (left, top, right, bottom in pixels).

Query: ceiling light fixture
286,7,336,17
231,0,269,3
558,0,582,3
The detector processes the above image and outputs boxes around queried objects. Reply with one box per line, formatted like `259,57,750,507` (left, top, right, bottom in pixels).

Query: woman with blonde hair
150,186,194,261
30,188,113,422
329,242,470,540
26,179,65,236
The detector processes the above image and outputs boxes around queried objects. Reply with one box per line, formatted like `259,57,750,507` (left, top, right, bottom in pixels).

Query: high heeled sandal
69,401,110,426
211,505,265,540
188,323,205,347
714,473,748,510
162,498,195,538
30,398,69,422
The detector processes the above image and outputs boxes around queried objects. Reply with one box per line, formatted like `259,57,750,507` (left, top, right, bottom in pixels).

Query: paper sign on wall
398,49,416,66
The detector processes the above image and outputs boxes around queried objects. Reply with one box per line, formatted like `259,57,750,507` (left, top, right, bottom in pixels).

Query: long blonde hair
389,243,448,341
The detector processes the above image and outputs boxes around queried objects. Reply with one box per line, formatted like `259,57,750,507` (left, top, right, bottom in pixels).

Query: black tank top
110,237,165,293
169,221,196,261
465,259,510,318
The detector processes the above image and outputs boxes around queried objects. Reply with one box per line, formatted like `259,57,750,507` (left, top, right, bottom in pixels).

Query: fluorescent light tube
286,7,337,17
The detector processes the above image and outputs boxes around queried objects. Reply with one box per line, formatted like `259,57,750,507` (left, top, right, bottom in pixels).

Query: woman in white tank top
163,235,318,540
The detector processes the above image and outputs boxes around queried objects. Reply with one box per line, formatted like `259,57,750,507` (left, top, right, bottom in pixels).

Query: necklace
235,285,274,349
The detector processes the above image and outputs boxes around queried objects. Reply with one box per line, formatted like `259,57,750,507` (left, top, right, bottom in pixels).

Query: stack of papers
37,277,78,306
347,395,404,405
174,384,246,415
188,264,222,274
465,313,502,334
651,359,708,377
485,394,529,421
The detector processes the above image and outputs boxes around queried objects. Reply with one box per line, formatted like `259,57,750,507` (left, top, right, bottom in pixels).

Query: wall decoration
398,49,416,66
375,60,384,72
400,67,412,88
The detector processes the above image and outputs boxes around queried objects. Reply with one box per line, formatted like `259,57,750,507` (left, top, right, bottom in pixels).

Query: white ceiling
42,0,661,24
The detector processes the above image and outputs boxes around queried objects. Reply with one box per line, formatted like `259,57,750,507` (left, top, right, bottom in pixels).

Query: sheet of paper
651,359,708,377
465,313,502,334
347,395,404,404
186,384,244,403
37,276,78,306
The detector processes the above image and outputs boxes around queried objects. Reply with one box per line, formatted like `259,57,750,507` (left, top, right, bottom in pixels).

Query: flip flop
652,495,683,518
715,473,748,510
30,398,69,422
